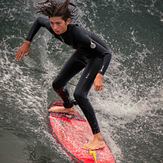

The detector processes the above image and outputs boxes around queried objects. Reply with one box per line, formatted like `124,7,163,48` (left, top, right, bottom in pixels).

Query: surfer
16,0,112,150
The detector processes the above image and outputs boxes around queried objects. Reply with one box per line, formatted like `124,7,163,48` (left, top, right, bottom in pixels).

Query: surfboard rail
48,100,116,163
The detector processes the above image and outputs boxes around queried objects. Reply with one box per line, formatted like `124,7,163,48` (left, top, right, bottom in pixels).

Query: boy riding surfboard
16,0,112,150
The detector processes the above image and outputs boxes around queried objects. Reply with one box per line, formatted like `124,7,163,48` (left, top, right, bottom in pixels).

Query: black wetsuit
26,17,112,134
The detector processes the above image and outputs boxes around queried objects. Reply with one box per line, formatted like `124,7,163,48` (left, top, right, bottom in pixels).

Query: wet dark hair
37,0,76,21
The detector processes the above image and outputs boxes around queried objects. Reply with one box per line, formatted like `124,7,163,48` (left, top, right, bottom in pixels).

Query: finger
16,52,22,61
16,53,20,61
17,49,26,60
95,86,100,91
97,85,104,91
97,86,101,91
24,51,29,56
16,49,22,59
16,51,20,60
100,85,104,91
16,51,23,61
99,86,103,91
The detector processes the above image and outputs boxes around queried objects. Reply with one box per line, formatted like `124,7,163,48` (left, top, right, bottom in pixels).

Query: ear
66,18,72,25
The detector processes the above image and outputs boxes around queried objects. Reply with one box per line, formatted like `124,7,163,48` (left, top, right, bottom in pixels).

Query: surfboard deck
48,100,115,163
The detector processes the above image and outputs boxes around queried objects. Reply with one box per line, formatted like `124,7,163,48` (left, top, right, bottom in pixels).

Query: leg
49,52,86,112
74,57,105,150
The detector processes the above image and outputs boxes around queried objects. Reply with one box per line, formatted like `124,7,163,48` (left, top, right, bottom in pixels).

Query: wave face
0,0,162,162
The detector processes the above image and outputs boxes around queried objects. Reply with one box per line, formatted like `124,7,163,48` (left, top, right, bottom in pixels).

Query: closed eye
56,22,61,25
50,21,54,25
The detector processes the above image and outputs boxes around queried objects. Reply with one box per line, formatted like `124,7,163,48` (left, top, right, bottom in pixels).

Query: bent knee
52,79,62,91
74,91,87,102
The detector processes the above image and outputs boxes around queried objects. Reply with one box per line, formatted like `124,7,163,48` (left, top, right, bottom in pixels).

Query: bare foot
83,133,106,150
48,105,75,114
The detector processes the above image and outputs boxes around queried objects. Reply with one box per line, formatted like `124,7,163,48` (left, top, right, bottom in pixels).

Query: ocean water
0,0,163,162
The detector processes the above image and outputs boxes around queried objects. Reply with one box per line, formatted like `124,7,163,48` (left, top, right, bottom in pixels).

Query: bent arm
16,17,53,61
26,17,53,42
74,26,112,75
94,51,112,91
98,51,112,75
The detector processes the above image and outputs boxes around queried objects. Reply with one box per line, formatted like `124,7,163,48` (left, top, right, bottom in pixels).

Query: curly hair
37,0,76,21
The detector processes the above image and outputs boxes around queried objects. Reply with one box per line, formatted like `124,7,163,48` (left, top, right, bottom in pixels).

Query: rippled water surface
0,0,163,162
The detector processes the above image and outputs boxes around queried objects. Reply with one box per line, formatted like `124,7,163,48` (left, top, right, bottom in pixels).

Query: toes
83,144,89,149
82,142,91,149
83,142,106,150
48,106,64,112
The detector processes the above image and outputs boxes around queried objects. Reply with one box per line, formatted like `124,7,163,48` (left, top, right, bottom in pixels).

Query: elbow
36,17,43,24
104,50,112,60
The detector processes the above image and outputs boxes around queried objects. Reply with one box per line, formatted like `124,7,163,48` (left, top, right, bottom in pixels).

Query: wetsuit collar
57,24,72,36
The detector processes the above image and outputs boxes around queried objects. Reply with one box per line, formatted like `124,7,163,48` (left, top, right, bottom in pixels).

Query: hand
16,40,31,61
94,73,104,91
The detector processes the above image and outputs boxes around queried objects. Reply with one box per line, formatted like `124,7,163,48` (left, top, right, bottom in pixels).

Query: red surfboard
49,100,115,163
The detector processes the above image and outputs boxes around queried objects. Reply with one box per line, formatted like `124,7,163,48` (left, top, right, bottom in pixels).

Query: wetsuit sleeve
98,52,112,75
73,26,112,75
80,34,112,75
26,17,54,42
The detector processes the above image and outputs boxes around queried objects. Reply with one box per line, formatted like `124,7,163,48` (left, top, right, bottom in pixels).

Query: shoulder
69,24,90,40
67,24,92,47
36,17,49,22
70,24,87,33
36,17,55,33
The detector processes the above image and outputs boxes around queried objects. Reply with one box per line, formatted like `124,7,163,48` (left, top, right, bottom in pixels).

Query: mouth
54,30,60,34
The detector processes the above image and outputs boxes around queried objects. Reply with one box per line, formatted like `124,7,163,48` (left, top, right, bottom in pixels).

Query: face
49,16,71,35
